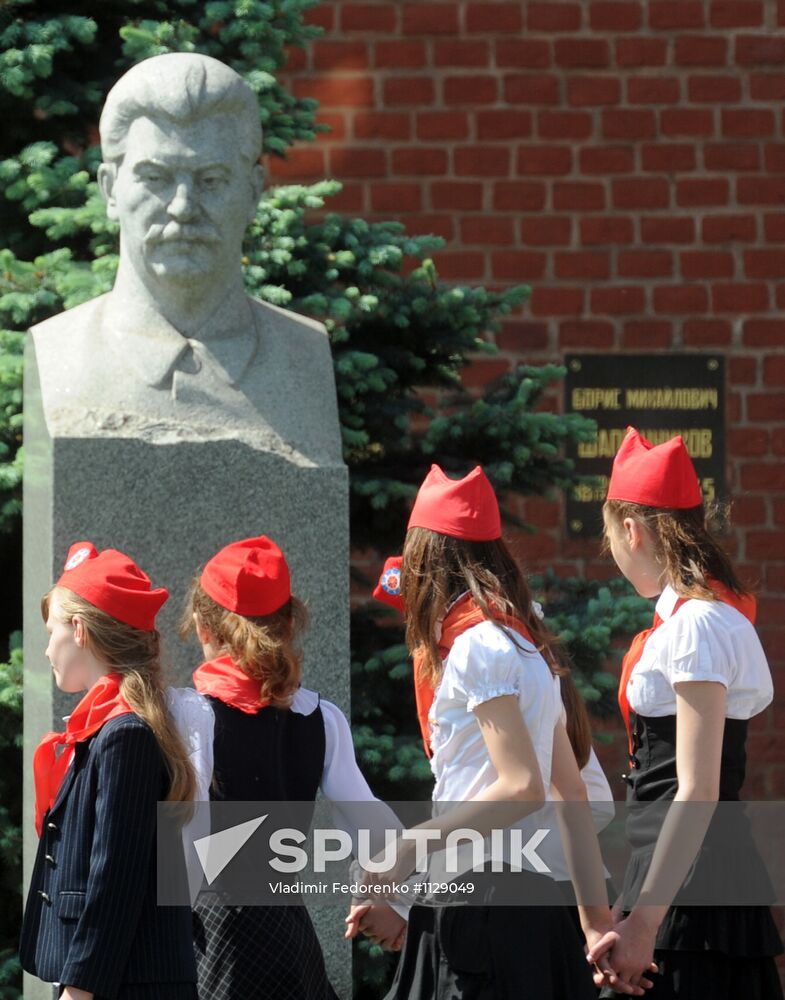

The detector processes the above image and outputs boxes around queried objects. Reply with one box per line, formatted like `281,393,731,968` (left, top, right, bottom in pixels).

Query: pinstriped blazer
20,714,197,998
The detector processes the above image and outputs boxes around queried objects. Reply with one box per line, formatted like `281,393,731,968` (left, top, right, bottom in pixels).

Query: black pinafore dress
600,711,784,1000
192,696,339,1000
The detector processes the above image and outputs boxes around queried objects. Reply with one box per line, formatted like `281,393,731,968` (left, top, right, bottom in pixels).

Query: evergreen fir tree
0,3,652,995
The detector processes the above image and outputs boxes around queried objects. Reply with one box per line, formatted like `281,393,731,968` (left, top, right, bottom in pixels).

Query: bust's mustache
145,223,221,246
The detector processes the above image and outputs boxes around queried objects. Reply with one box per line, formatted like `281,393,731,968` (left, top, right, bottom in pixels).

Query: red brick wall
272,1,785,804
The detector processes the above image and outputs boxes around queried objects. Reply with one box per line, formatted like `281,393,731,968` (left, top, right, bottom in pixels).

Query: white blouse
627,585,774,720
429,619,563,801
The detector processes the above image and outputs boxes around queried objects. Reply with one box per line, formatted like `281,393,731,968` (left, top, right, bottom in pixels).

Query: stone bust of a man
29,53,341,465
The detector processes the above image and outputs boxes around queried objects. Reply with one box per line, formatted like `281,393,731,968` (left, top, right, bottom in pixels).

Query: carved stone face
102,114,261,284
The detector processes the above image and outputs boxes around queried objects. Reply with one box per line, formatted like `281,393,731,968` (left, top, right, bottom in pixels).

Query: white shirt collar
654,585,682,620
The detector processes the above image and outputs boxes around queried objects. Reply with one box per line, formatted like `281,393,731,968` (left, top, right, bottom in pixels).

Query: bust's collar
100,279,259,388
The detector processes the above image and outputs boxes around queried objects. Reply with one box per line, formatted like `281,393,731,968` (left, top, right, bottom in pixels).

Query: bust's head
97,54,263,286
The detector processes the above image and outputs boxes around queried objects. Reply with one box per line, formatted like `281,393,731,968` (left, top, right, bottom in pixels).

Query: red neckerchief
33,672,132,836
192,654,271,714
412,594,534,759
618,581,757,755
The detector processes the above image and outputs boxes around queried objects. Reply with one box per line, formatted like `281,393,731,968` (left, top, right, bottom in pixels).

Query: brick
649,1,705,28
561,320,615,347
462,359,511,388
738,177,785,204
326,182,364,213
466,3,522,31
722,108,776,138
602,109,657,139
444,75,498,105
653,285,709,313
641,143,697,171
616,37,668,67
402,4,459,34
517,144,572,176
555,251,611,280
745,250,785,278
765,356,785,385
417,111,469,141
741,463,785,490
391,148,448,176
662,108,715,136
496,40,551,68
765,214,785,240
676,178,730,207
710,1,764,26
399,214,454,241
613,177,670,209
641,216,696,243
590,2,643,30
553,181,606,209
750,73,785,100
433,41,490,67
591,286,646,314
461,217,516,245
688,75,743,102
736,35,785,66
341,4,397,31
269,147,325,179
622,320,673,349
520,216,572,246
493,181,547,210
712,282,769,311
455,146,512,176
581,215,635,245
681,251,735,279
432,251,486,280
774,429,785,454
491,251,547,280
431,181,484,211
304,5,334,29
294,76,375,107
313,41,369,71
497,321,550,352
370,183,422,213
477,110,533,140
527,3,582,31
530,286,585,315
354,112,411,141
747,532,785,559
328,147,386,178
704,142,761,171
702,214,757,242
683,319,734,346
555,38,610,68
375,40,427,69
628,77,681,104
284,46,307,72
728,357,759,383
567,76,621,106
580,146,634,174
383,76,435,106
743,319,785,346
618,250,673,278
538,110,593,140
314,113,348,143
505,75,561,104
675,36,727,67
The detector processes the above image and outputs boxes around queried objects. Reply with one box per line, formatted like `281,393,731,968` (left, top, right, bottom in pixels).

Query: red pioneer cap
372,555,404,613
200,535,291,617
607,427,703,509
407,464,502,541
56,541,169,632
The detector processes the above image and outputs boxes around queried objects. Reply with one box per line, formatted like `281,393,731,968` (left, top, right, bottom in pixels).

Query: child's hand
345,901,407,950
60,988,94,1000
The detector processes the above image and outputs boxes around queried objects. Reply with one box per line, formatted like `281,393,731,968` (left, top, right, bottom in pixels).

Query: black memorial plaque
564,354,725,538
